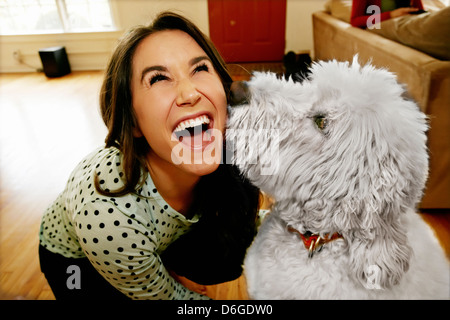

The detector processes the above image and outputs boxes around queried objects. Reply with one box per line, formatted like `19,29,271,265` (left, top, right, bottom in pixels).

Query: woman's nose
176,79,201,107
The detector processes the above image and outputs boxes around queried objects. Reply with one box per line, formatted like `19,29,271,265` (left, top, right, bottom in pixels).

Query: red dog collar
287,226,343,258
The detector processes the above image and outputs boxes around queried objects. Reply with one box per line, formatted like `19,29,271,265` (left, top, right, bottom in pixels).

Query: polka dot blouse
39,147,208,300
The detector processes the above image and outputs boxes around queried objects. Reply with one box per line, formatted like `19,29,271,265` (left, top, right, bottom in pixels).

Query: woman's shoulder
64,146,126,203
80,146,122,170
90,146,125,189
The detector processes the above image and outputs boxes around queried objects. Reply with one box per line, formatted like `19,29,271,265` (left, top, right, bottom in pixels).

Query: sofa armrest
312,11,442,111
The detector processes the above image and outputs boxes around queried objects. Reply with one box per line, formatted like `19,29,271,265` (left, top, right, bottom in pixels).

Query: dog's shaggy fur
226,57,449,299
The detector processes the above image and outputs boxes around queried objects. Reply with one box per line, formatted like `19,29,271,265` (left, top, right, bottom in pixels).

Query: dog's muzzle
229,81,250,107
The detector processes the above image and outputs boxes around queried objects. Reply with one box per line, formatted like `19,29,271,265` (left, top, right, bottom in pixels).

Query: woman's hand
390,7,419,18
169,270,209,296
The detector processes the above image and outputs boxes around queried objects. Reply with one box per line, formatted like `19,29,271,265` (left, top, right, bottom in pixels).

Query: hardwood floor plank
0,71,106,300
421,210,450,259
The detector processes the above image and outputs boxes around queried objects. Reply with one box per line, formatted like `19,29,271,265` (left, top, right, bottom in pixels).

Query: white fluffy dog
226,57,449,299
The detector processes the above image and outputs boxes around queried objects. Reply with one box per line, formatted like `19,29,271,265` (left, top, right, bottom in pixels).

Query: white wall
286,0,327,55
0,0,326,73
113,0,211,34
0,31,123,73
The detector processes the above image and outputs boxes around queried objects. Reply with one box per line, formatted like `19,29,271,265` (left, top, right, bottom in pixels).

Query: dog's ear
342,199,412,290
334,122,427,290
332,87,428,290
336,136,426,290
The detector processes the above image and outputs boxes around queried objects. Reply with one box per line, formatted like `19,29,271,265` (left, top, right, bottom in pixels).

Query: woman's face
131,30,227,178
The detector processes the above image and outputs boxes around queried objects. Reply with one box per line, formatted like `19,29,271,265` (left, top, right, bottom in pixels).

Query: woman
351,0,424,28
39,11,260,300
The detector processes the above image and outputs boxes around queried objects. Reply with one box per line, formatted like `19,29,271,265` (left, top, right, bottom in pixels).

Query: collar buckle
287,226,343,258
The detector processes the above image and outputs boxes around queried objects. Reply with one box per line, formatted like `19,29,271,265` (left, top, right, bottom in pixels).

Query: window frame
0,0,118,36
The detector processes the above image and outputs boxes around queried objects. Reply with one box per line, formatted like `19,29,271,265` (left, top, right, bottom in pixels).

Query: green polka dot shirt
39,147,208,300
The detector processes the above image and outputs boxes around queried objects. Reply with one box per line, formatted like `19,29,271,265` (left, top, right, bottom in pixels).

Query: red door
208,0,286,63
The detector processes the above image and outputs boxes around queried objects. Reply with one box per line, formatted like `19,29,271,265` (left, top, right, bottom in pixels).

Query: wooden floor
0,67,448,300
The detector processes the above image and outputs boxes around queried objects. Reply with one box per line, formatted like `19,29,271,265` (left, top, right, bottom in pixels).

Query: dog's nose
229,81,250,107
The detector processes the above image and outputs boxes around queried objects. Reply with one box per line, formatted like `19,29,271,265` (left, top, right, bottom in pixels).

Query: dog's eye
314,115,328,130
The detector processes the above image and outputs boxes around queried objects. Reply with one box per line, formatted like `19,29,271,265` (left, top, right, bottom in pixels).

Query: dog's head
227,57,429,289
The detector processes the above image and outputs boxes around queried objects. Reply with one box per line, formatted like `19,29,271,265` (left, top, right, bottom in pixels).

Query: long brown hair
96,11,232,196
97,12,260,283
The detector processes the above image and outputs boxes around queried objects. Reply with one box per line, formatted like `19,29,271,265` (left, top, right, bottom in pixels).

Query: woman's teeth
173,115,210,133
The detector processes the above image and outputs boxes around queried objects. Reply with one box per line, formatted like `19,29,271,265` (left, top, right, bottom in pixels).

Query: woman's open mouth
173,114,214,150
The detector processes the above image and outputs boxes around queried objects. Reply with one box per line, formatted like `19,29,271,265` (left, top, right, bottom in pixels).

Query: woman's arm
351,0,392,28
412,0,424,10
351,0,425,28
75,199,209,300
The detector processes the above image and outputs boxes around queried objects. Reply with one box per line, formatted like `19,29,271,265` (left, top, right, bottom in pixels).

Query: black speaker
39,46,71,78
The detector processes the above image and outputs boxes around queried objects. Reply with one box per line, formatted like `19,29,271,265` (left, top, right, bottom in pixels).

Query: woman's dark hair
97,11,260,284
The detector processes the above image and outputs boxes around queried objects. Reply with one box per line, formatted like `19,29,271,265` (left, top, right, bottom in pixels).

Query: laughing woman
38,12,259,300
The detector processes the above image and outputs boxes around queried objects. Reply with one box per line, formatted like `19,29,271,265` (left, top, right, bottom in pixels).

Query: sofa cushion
368,7,450,60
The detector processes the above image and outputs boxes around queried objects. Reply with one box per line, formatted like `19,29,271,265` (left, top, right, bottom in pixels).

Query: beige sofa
312,10,450,209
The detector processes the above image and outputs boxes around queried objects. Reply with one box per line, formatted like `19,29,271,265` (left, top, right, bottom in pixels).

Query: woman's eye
149,74,168,85
194,63,209,74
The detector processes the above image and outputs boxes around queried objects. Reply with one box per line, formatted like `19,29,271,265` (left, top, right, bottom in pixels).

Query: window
0,0,116,35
